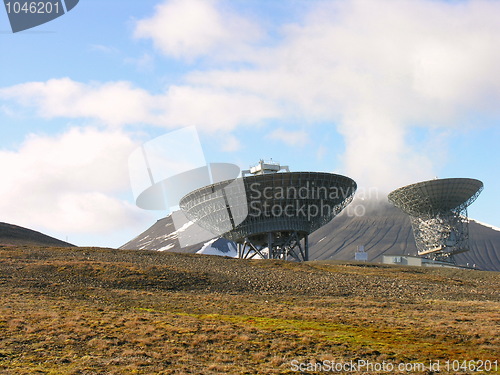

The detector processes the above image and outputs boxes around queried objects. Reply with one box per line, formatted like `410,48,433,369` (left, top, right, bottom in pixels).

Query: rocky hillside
1,246,499,374
0,222,74,247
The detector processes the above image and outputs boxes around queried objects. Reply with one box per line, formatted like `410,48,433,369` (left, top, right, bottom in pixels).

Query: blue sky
0,0,499,247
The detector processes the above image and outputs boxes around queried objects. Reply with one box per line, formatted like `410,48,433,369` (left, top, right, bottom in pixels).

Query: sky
0,0,499,248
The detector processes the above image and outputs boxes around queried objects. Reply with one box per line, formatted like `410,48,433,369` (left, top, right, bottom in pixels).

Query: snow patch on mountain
196,238,270,259
158,243,175,251
196,238,237,257
175,221,194,233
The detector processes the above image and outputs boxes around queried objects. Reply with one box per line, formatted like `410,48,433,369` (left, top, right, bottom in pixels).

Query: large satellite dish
180,161,357,261
388,178,483,262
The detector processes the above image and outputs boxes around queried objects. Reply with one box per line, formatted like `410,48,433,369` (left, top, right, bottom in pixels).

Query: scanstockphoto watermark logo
290,359,499,373
247,181,356,221
246,182,379,221
128,126,246,248
342,186,381,218
3,0,79,33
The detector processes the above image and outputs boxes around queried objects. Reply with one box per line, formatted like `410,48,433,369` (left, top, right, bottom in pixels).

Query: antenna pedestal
237,231,309,261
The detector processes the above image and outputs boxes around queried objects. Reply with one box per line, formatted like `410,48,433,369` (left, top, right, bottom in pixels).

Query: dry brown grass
0,246,498,374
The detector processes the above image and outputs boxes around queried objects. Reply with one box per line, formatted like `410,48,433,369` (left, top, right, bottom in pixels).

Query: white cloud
157,86,280,131
89,44,119,54
0,78,280,132
221,134,241,152
316,145,327,161
134,0,262,61
267,128,309,147
0,127,145,235
182,0,500,191
3,0,500,195
125,53,155,71
0,78,156,128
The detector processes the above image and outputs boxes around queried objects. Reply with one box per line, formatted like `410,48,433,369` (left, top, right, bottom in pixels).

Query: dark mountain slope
309,201,417,261
308,202,500,271
0,222,74,247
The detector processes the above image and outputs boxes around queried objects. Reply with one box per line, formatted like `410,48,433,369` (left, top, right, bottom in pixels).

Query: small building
354,245,368,261
242,159,289,176
383,255,423,267
382,255,477,269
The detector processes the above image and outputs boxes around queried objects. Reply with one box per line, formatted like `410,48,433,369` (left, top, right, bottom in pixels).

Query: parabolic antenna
180,160,357,261
388,178,483,262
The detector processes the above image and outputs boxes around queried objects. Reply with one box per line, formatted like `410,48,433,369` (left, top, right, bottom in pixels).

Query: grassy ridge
0,246,499,374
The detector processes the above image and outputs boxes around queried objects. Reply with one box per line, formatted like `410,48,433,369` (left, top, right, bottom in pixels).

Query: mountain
120,200,500,271
0,222,74,247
